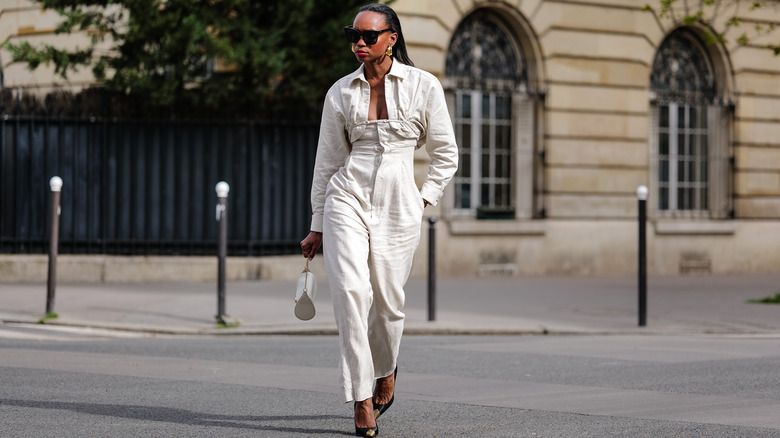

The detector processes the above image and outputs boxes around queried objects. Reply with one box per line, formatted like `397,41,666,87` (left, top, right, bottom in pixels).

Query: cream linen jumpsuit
309,62,458,403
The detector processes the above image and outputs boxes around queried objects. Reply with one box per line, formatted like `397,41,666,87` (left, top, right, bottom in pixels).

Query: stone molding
653,220,738,235
448,219,546,235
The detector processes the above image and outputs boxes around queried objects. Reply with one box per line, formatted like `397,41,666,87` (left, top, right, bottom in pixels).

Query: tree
644,0,779,56
2,0,376,117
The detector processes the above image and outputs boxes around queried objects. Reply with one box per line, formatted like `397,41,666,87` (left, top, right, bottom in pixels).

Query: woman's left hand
301,231,323,260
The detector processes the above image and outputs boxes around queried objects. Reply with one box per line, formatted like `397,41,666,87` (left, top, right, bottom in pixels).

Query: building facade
2,0,779,277
391,0,780,276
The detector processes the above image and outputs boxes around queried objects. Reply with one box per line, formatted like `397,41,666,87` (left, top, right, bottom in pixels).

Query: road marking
0,324,151,341
436,335,780,363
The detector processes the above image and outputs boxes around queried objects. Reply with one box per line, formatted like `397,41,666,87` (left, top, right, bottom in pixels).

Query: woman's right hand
300,231,323,260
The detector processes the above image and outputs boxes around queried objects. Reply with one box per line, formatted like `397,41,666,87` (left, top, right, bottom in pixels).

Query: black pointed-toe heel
355,425,378,437
373,367,397,420
373,395,393,421
355,401,379,437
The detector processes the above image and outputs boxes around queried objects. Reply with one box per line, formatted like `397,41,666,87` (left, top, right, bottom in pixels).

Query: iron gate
0,115,318,256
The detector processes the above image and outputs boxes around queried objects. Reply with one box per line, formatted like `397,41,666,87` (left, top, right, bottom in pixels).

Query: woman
300,3,458,436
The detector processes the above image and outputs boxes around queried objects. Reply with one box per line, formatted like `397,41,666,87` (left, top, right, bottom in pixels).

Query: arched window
649,29,730,218
445,11,533,219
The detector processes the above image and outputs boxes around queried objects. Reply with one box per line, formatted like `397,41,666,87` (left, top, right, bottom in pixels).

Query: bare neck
363,57,393,83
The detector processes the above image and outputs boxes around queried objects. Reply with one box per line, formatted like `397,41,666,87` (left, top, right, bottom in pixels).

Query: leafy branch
1,0,373,116
644,0,780,55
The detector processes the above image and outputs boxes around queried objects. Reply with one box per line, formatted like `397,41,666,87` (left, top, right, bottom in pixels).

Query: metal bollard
215,181,230,325
637,185,648,327
427,216,437,322
46,177,63,319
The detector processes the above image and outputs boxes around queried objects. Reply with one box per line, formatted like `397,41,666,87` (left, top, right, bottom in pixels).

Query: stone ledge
0,254,312,283
448,219,546,236
653,220,738,235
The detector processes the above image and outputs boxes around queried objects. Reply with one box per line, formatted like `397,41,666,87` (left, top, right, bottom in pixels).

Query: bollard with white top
637,185,648,327
45,177,63,320
427,216,437,322
215,182,237,327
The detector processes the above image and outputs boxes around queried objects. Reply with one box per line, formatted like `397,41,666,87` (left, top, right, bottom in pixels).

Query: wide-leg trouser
323,168,423,403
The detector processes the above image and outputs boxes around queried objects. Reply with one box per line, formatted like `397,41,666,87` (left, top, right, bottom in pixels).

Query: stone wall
0,254,313,283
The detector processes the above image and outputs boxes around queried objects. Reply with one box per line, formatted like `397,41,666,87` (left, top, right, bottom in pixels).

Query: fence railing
1,114,318,256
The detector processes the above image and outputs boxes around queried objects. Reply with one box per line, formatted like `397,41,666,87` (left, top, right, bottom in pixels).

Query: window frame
657,102,710,213
649,28,732,220
443,10,540,221
650,101,730,219
452,89,513,216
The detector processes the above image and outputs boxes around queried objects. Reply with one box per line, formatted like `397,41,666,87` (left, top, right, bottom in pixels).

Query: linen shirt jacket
310,61,459,233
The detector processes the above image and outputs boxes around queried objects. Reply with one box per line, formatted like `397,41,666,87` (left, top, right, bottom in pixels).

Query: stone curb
6,316,774,337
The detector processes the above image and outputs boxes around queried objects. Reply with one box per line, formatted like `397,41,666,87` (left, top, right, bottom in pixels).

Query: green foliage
644,0,779,56
216,315,241,328
747,293,780,304
2,0,375,117
38,312,59,323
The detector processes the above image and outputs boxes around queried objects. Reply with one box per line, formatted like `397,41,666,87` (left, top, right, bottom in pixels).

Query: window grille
650,31,715,104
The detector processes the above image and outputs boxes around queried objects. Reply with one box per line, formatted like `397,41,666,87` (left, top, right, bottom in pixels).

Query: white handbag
294,259,317,321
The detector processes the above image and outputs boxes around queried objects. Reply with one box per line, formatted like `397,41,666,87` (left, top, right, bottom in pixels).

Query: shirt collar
347,65,365,84
348,61,408,85
387,60,408,80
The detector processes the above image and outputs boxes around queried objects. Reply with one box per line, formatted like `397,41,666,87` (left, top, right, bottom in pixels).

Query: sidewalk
2,274,780,335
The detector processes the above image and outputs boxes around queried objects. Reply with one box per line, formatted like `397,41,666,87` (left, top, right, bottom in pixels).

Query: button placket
371,123,388,220
362,83,370,121
384,75,397,121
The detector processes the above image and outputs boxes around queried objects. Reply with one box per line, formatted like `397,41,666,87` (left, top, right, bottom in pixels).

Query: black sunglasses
344,26,392,46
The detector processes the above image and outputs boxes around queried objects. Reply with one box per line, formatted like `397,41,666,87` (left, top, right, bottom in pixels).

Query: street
1,328,779,437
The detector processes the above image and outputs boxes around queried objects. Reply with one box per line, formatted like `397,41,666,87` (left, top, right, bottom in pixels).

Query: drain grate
679,252,711,275
477,263,518,277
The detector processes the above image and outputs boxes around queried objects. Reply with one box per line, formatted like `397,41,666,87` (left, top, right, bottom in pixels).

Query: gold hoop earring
351,45,355,53
386,46,393,56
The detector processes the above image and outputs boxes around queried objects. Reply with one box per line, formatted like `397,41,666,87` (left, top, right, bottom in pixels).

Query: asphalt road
1,327,779,437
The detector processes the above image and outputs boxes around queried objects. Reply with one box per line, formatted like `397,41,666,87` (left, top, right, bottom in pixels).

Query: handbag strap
303,259,310,293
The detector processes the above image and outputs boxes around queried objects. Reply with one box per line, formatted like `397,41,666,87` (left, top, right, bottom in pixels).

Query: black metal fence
1,114,318,256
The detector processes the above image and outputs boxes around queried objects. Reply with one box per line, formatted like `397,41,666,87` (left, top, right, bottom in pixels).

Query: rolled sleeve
420,78,459,206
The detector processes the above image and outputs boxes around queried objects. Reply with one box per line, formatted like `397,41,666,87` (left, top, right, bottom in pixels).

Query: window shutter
441,89,458,216
649,104,660,217
514,93,535,219
708,105,730,219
